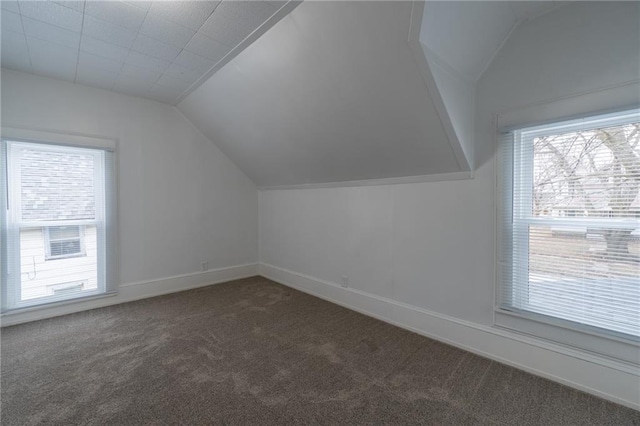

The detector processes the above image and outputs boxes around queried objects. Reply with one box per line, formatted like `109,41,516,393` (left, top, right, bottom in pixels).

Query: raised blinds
499,109,640,340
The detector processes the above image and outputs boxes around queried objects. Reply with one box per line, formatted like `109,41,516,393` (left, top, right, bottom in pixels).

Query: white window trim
1,127,116,151
494,82,640,365
1,127,118,313
508,110,639,336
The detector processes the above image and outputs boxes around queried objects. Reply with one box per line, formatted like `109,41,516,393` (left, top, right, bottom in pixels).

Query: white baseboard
259,262,640,410
1,263,259,327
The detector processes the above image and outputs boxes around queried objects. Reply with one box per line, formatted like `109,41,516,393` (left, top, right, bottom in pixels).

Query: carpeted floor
1,276,639,425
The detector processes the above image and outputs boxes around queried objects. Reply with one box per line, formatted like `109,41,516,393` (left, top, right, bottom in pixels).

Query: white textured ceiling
1,0,293,104
179,1,465,188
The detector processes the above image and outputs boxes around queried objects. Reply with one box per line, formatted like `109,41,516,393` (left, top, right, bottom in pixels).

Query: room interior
1,1,639,424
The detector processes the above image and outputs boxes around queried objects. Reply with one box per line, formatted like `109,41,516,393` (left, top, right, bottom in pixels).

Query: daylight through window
2,138,115,310
499,109,640,340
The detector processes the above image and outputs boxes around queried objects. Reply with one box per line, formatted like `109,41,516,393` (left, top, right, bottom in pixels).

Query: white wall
259,2,640,408
1,69,258,324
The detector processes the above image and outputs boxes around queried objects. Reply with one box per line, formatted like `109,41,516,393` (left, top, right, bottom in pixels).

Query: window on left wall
1,135,116,311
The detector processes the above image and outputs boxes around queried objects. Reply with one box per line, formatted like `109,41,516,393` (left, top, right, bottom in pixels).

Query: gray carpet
2,276,639,425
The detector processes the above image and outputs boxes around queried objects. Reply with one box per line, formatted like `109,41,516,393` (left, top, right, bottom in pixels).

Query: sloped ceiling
178,1,469,188
418,1,562,171
421,1,561,82
1,0,297,104
1,1,569,188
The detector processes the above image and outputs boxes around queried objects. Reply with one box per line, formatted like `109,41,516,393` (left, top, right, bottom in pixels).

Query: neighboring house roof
20,149,95,221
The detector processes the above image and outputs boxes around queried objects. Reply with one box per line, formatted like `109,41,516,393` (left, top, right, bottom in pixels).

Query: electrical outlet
201,261,209,271
341,275,348,288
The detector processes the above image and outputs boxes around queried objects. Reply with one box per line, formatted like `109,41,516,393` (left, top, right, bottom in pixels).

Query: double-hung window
1,129,117,311
498,109,640,353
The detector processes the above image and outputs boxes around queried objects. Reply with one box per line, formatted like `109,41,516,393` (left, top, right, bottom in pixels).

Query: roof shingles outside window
20,149,95,221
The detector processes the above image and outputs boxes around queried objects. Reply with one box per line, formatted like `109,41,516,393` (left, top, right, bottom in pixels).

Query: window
45,226,85,260
498,109,640,344
1,129,117,311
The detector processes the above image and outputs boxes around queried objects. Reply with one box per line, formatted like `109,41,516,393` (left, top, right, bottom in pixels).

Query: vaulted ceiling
1,1,567,188
177,1,566,188
178,1,470,188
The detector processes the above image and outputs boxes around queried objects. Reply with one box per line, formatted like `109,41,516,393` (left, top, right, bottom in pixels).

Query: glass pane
19,226,98,301
527,224,640,336
20,148,96,221
48,226,80,241
532,122,640,219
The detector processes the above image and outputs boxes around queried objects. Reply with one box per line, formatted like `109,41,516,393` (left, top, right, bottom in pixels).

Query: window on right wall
499,108,640,344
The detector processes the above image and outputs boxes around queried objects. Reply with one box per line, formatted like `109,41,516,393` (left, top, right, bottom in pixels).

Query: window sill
2,291,117,317
494,308,640,367
45,253,87,261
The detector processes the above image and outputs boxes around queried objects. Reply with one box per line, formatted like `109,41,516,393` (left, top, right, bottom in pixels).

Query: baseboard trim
259,262,640,410
1,263,259,327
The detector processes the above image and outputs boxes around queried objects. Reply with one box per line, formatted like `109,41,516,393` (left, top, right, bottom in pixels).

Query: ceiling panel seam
175,0,301,105
16,2,34,72
72,0,85,83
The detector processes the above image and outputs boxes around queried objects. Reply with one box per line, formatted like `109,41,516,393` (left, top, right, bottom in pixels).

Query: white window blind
499,109,640,341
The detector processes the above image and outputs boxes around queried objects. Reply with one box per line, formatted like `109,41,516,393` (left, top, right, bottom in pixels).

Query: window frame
1,127,118,313
495,107,640,364
44,226,86,260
